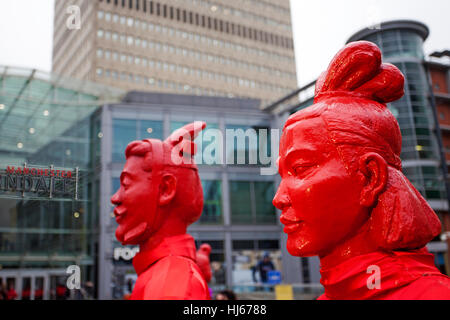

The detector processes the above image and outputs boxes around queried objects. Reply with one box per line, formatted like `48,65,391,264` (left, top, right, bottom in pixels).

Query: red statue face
112,155,158,245
274,117,367,257
274,41,442,262
111,122,206,246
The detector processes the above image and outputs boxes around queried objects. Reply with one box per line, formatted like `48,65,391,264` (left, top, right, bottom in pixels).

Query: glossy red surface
196,243,212,283
111,122,210,300
273,41,450,299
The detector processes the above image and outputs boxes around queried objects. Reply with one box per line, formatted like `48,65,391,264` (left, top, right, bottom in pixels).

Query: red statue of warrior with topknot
111,122,211,300
273,41,450,300
196,243,212,284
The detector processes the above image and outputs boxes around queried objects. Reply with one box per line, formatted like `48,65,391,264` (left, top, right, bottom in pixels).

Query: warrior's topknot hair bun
314,41,405,104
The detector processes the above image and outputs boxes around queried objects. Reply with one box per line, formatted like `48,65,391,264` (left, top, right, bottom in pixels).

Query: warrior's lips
114,208,127,223
280,215,303,234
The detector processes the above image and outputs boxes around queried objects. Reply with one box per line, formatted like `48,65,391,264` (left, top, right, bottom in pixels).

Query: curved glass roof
0,65,125,164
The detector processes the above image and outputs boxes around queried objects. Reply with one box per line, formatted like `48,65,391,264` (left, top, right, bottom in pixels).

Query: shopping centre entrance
0,269,67,300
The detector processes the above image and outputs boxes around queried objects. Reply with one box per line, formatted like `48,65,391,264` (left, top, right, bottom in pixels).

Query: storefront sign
114,247,139,261
0,164,80,199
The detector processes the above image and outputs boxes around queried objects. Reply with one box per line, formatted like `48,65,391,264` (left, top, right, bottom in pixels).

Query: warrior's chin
116,222,149,245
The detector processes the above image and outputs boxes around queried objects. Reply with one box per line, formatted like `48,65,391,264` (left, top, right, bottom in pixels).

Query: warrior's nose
111,190,122,206
273,186,290,210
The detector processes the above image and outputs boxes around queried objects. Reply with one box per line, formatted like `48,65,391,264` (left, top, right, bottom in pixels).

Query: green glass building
0,65,123,299
347,20,448,213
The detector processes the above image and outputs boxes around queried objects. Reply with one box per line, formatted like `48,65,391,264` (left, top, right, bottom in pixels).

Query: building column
98,105,113,299
280,232,303,284
224,231,233,289
44,275,50,300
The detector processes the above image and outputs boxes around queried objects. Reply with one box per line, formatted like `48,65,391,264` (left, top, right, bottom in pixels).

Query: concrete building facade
52,0,298,106
427,51,450,270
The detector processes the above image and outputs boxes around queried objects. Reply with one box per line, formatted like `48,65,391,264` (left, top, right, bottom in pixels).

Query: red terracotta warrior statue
111,122,211,300
196,243,213,283
273,41,450,300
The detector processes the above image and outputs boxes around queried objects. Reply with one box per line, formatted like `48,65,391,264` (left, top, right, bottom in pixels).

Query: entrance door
0,269,66,300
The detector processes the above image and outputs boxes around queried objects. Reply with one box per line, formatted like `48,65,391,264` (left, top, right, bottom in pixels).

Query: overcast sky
0,0,449,87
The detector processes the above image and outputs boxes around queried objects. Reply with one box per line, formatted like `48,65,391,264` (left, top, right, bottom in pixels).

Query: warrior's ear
359,152,388,207
165,121,206,157
158,173,177,206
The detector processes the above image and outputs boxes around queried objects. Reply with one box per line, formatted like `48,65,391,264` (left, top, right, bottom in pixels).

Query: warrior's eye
293,165,313,176
122,177,131,189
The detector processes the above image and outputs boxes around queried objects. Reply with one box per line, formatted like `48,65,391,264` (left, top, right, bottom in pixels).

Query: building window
127,17,133,27
113,119,137,162
229,181,276,224
225,125,271,166
112,178,120,197
196,240,225,284
112,119,163,162
199,180,223,224
232,240,281,285
140,120,163,140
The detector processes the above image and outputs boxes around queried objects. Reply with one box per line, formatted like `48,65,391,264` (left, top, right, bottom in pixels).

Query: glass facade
199,180,223,224
232,238,281,289
359,28,447,203
195,239,226,286
0,66,123,299
230,181,276,224
225,124,271,166
364,30,424,60
112,118,163,162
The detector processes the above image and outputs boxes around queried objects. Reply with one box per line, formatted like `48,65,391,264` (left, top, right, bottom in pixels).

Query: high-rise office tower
52,0,298,105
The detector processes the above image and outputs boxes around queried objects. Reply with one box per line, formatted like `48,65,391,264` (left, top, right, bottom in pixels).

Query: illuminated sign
0,164,80,199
